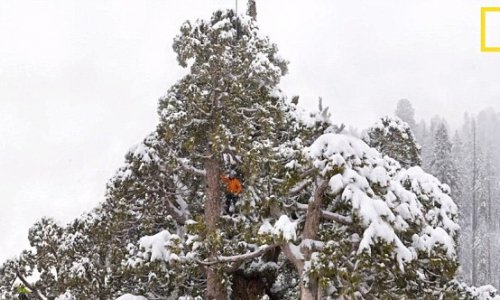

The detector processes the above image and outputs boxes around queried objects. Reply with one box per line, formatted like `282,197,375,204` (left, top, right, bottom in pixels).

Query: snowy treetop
368,116,411,138
173,9,287,86
363,115,422,168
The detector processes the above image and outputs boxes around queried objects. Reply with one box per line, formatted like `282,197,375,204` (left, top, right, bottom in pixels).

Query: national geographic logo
481,7,500,52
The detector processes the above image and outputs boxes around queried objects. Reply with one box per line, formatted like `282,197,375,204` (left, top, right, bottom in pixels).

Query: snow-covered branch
164,200,187,225
281,243,304,271
196,244,278,266
320,210,352,225
288,179,311,196
16,272,48,300
191,102,211,116
238,107,258,113
176,157,206,176
296,203,351,225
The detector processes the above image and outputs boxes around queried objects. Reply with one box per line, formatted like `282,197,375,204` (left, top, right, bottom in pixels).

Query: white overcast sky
1,0,500,262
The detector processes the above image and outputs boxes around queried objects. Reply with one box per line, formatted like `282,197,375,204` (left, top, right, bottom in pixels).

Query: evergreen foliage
395,99,417,131
1,8,498,300
363,116,422,168
430,123,459,192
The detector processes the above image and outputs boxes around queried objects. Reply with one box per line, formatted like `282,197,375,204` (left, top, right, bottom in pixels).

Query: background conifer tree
363,116,422,168
395,99,416,128
430,123,458,192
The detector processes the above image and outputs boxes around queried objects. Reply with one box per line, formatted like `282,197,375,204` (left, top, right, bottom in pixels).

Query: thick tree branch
296,203,352,225
299,168,316,179
303,181,328,242
281,243,304,272
176,158,206,176
16,272,48,300
191,102,211,117
222,147,243,164
321,210,352,225
196,244,277,266
299,181,328,300
164,199,187,225
226,260,244,273
287,179,311,196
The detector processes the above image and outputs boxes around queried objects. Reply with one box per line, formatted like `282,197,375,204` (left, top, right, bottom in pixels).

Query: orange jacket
220,175,243,195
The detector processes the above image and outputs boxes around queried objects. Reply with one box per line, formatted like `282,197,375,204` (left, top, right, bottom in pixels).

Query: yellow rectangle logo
481,7,500,52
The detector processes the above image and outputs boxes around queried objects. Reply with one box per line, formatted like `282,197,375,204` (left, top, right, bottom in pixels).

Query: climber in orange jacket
221,171,243,214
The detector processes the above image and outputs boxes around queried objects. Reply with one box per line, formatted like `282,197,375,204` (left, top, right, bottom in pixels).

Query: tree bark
299,285,317,300
282,243,319,300
204,159,226,300
302,181,328,241
299,181,328,300
281,181,328,300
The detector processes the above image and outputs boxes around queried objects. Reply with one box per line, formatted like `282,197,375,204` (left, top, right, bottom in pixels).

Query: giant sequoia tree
1,7,494,300
124,10,461,300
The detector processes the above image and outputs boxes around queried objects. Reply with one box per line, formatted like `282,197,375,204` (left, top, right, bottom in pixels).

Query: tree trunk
299,272,324,300
300,284,318,300
486,154,492,283
204,159,226,300
471,121,477,285
298,181,327,300
302,181,327,241
232,271,267,300
282,181,327,300
231,247,281,299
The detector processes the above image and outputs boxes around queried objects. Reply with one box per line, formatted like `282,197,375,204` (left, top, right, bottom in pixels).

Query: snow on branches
363,116,422,168
299,133,459,297
306,133,458,263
